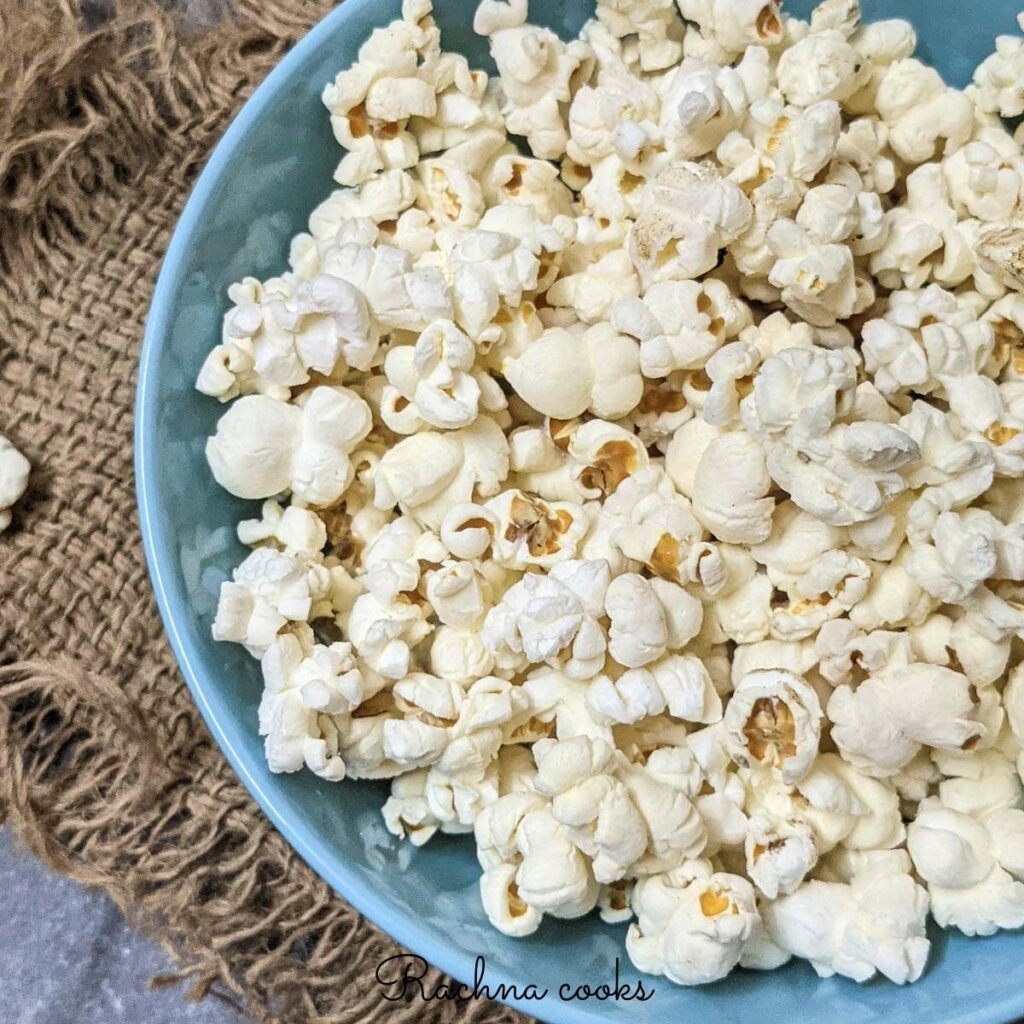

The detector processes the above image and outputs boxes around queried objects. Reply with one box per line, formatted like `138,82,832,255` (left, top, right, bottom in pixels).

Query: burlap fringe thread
0,3,528,1022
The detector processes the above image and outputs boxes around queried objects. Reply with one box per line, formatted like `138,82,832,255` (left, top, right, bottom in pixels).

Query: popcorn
476,794,599,934
587,654,722,726
796,753,906,852
533,736,652,881
908,799,1024,936
482,558,610,678
605,572,703,668
486,488,588,569
612,278,751,379
777,28,868,107
944,133,1024,225
475,0,593,160
207,274,380,397
762,871,930,984
599,466,714,586
197,0,1024,986
870,164,972,290
213,547,330,656
594,0,685,71
660,56,756,161
566,419,648,499
0,435,30,533
629,162,752,287
828,662,985,776
259,635,367,781
626,860,759,986
722,669,822,785
745,814,818,899
972,18,1024,119
503,325,643,420
320,233,454,333
677,0,783,58
373,415,510,530
238,500,328,558
874,58,973,165
767,219,857,327
691,432,775,545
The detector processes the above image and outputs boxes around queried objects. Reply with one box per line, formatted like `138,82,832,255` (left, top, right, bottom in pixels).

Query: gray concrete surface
0,828,248,1024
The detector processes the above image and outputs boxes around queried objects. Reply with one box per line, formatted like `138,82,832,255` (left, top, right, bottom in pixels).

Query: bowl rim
135,3,1024,1024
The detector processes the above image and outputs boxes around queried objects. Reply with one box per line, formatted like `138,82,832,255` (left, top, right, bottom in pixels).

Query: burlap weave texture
0,3,528,1022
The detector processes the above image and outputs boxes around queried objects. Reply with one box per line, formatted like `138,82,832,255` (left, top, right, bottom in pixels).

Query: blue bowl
137,2,1024,1021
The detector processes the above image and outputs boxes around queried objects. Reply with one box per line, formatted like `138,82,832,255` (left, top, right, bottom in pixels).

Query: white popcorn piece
259,634,367,781
767,219,857,328
238,500,328,558
626,860,759,986
723,669,822,785
587,654,722,726
660,55,758,161
0,435,30,533
383,769,441,846
346,589,431,680
691,431,775,545
906,508,1024,607
482,558,610,678
213,547,330,655
908,799,1024,936
629,162,752,287
207,273,381,397
207,387,372,507
769,549,871,642
743,347,919,527
777,28,868,107
613,278,751,380
438,501,498,560
436,222,541,341
320,234,453,332
566,419,648,499
384,318,482,429
546,247,641,326
599,466,714,588
874,58,973,166
533,735,650,882
745,814,818,899
566,39,661,167
973,22,1024,119
828,662,985,777
763,871,930,984
677,0,783,57
593,0,685,71
373,415,510,530
475,0,593,160
944,133,1024,226
870,165,972,290
604,572,701,668
503,324,643,420
429,624,495,683
796,753,906,852
486,488,588,569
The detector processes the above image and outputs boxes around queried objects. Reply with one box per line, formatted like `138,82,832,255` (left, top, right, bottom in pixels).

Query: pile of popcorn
198,0,1024,988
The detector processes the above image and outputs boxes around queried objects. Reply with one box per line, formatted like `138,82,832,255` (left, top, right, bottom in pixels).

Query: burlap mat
0,3,529,1021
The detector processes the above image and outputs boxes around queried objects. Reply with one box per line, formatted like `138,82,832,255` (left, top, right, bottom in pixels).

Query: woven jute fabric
0,3,528,1022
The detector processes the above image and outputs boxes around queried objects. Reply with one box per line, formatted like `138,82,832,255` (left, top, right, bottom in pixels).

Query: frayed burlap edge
0,4,529,1023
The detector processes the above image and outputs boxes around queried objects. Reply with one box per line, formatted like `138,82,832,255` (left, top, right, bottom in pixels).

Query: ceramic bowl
137,2,1024,1021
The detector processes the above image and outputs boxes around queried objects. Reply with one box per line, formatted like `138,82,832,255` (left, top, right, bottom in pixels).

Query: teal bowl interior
136,2,1024,1021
